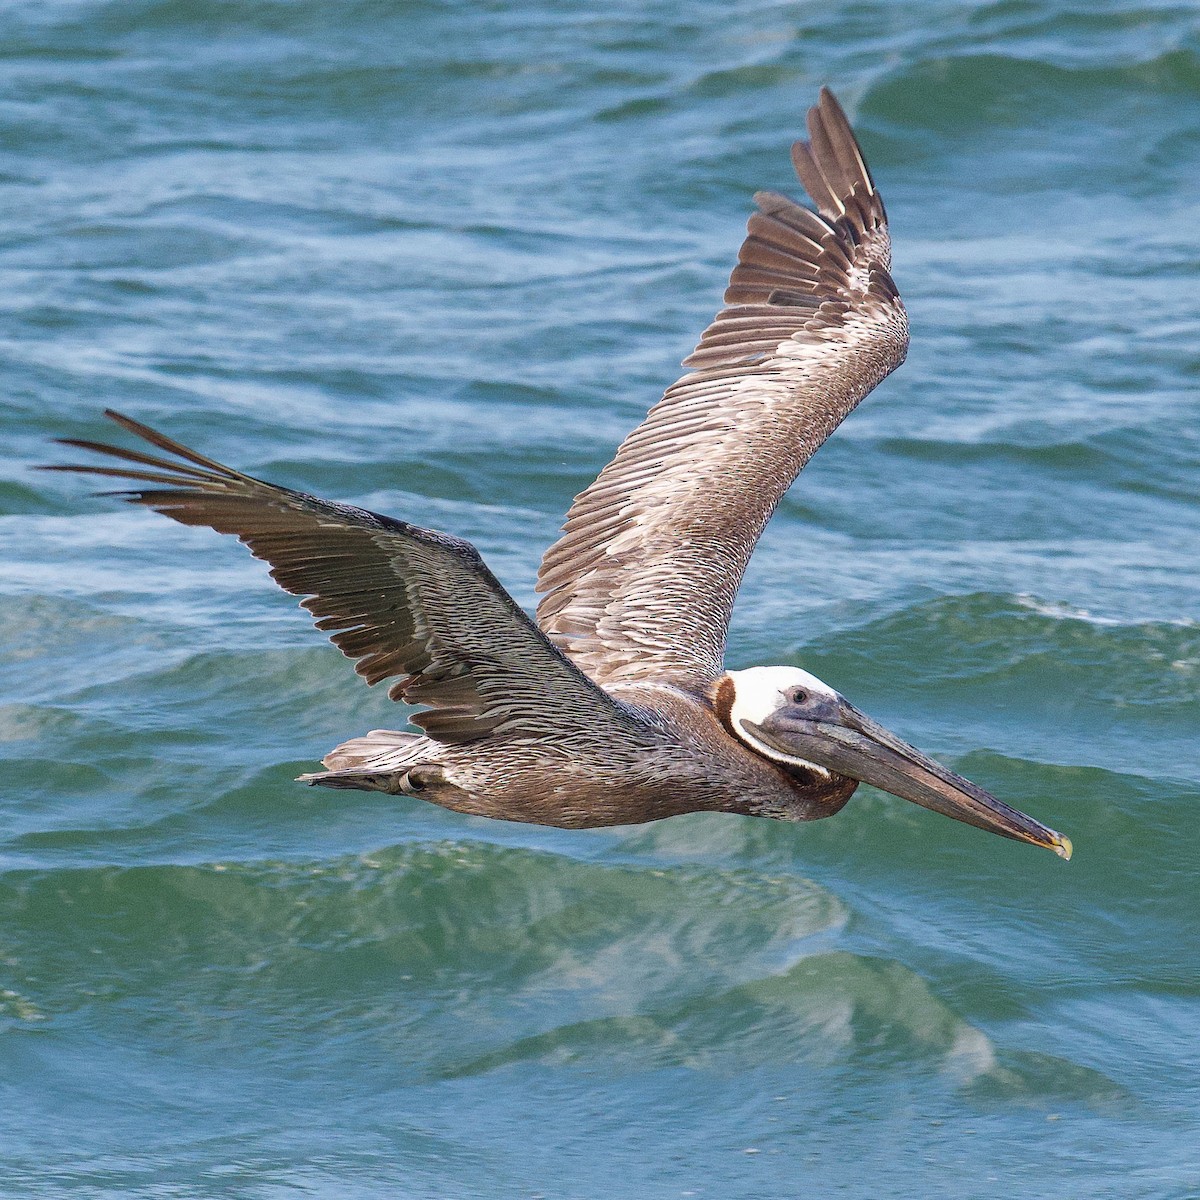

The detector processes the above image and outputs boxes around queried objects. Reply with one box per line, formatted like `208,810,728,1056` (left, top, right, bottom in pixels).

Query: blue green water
2,1,1199,1196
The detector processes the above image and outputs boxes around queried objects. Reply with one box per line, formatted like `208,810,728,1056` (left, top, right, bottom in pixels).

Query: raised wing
536,88,908,691
48,412,644,746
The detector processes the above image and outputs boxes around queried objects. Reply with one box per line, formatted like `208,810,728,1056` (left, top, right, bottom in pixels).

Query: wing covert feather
536,88,908,689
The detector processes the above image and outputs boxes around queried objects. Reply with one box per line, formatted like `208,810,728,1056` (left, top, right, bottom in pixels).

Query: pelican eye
789,688,809,705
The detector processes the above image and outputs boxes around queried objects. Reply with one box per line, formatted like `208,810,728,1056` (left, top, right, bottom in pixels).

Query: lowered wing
48,411,645,747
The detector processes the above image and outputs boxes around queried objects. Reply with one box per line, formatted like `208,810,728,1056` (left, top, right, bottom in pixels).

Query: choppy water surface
2,2,1199,1196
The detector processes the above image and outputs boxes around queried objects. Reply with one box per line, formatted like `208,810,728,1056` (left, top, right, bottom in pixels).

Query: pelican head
725,666,1071,858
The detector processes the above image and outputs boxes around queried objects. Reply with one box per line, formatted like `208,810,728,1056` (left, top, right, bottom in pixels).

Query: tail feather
298,729,457,799
319,728,422,771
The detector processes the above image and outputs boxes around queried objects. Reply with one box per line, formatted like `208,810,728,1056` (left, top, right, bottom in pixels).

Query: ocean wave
866,46,1200,132
806,592,1200,720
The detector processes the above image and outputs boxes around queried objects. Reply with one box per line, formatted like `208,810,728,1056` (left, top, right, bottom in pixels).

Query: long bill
748,705,1072,859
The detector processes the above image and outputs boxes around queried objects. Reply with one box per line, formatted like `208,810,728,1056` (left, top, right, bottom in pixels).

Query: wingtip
103,408,152,437
817,85,845,115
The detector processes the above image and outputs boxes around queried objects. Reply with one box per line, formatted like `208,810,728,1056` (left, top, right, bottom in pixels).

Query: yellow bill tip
1051,832,1073,861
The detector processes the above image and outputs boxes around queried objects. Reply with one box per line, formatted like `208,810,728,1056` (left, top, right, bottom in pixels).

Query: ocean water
2,1,1199,1196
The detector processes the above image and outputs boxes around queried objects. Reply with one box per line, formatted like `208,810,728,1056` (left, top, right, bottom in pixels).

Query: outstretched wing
536,88,908,691
48,412,644,746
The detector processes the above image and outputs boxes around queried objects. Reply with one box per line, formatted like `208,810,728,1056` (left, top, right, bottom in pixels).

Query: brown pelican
48,89,1071,859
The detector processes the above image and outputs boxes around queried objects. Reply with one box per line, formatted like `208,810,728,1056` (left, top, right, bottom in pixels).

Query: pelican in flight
50,89,1071,858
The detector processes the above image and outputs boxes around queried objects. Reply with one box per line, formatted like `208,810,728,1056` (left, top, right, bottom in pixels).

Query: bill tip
1052,833,1073,861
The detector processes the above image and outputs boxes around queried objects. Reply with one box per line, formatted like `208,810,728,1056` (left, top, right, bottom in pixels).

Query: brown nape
711,674,737,729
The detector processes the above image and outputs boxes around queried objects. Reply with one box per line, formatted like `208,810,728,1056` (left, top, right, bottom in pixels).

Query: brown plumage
45,89,1072,858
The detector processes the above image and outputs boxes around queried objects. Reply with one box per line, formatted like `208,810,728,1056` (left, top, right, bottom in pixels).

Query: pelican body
50,90,1071,859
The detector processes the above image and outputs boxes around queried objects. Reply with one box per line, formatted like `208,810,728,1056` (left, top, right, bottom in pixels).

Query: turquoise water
3,1,1199,1195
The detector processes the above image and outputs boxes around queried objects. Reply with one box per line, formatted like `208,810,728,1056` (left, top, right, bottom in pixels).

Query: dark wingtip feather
36,462,199,487
42,438,216,481
818,85,842,118
791,139,838,216
100,410,242,478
